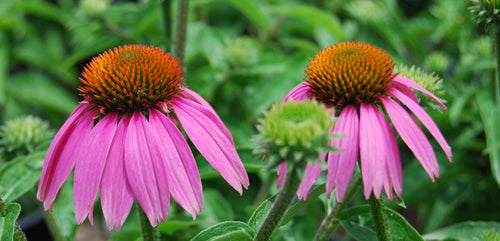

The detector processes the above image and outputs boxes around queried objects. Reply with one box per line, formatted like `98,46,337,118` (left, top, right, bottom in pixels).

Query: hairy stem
368,196,392,241
160,0,173,51
174,0,190,67
138,204,160,241
313,173,362,241
254,164,300,241
495,30,500,104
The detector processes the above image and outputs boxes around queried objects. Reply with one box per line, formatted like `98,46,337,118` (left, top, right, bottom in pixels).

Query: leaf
269,5,345,42
0,151,46,202
191,221,254,241
248,184,325,233
0,202,21,241
215,0,269,32
422,221,500,241
476,92,500,189
339,205,424,241
202,189,234,222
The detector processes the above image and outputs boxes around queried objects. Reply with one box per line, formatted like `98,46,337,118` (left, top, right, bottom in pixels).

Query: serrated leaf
0,151,46,202
191,221,254,241
0,202,21,241
339,205,423,241
476,92,500,189
248,184,325,233
422,221,500,241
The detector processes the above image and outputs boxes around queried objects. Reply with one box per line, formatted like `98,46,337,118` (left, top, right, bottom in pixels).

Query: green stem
368,196,392,241
138,204,160,241
160,0,173,51
495,30,500,104
44,211,66,241
313,173,362,241
254,164,300,241
174,0,190,67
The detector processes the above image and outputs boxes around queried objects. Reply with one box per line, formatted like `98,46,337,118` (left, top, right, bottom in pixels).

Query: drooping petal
100,115,134,231
359,104,387,199
326,105,359,202
180,88,233,142
276,162,288,189
74,112,118,225
374,104,402,199
124,112,169,226
392,80,419,103
296,161,322,200
388,88,452,162
37,103,96,210
172,96,249,194
392,76,446,110
149,109,203,218
284,83,313,102
382,97,440,181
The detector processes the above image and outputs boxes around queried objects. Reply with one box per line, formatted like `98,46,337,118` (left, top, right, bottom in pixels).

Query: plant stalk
160,0,173,51
44,211,65,241
174,0,190,67
368,195,392,241
254,164,300,241
495,30,500,104
138,204,160,241
313,173,362,241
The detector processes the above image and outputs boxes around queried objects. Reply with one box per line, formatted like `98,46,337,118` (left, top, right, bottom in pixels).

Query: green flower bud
254,100,336,165
469,0,500,33
394,65,444,107
0,116,54,158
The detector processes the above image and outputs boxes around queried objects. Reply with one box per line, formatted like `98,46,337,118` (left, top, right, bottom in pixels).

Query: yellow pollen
78,45,184,114
305,42,396,106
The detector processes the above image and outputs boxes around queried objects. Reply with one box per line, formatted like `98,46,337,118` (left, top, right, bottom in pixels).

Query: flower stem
44,211,66,241
160,0,173,50
254,164,300,241
368,196,392,241
313,173,362,241
494,30,500,104
174,0,190,67
138,204,160,241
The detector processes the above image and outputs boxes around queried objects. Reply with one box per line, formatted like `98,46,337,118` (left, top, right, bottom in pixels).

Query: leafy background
0,0,499,240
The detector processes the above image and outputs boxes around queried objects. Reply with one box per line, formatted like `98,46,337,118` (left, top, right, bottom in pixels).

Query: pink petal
100,115,134,231
392,80,419,103
180,88,233,142
296,162,322,200
326,105,359,202
37,103,96,210
392,76,446,110
284,83,313,102
172,96,249,194
149,109,203,218
388,88,452,162
124,112,169,226
359,104,388,199
276,162,288,189
382,97,440,181
374,104,402,199
74,112,118,225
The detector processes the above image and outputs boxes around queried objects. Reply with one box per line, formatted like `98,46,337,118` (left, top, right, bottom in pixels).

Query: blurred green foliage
0,0,499,240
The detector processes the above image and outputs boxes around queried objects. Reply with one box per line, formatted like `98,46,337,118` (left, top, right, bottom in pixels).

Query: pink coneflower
283,42,452,202
36,45,249,231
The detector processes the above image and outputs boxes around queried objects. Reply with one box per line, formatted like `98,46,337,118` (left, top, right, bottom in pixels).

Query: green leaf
0,202,21,241
248,184,325,233
476,92,500,189
422,221,500,241
269,5,345,42
215,0,268,32
340,205,423,241
191,221,254,241
0,151,45,202
202,189,234,222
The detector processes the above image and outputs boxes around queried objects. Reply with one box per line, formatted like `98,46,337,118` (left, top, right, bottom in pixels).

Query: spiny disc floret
79,45,184,114
306,42,396,107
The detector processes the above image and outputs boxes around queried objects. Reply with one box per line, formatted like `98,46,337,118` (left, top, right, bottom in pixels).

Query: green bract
394,65,444,106
254,100,337,164
469,0,500,33
0,116,54,158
